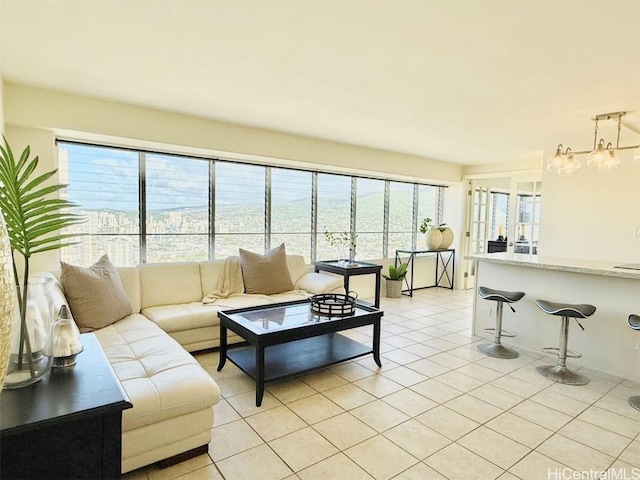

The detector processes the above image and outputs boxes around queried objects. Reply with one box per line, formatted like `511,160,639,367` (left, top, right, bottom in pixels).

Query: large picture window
316,174,352,261
59,142,444,266
145,153,210,262
355,178,385,260
271,169,312,262
59,144,140,266
387,181,414,255
215,163,266,258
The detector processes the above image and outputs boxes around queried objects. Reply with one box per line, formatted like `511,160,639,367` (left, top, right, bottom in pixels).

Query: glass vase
4,276,55,389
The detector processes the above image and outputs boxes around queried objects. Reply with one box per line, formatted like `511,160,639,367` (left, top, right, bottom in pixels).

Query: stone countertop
465,252,640,280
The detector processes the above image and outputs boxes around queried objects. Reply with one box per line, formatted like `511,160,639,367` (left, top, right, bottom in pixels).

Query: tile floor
124,288,640,480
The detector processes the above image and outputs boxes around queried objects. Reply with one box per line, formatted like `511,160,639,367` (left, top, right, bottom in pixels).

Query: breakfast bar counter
467,252,640,280
466,253,640,381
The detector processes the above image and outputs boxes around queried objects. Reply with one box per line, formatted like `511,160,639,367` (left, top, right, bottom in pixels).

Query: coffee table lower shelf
227,334,372,400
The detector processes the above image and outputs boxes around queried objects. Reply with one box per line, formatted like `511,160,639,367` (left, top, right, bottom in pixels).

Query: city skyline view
59,143,439,266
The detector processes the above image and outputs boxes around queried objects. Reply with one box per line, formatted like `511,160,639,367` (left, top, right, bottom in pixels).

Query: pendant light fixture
547,112,640,177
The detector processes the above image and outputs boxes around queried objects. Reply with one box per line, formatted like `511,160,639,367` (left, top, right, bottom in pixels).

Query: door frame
507,174,542,254
461,169,541,289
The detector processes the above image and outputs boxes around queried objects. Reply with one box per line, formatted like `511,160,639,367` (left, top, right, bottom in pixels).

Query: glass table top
224,301,377,335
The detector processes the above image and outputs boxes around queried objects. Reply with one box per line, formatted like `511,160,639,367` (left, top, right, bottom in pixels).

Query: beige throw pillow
239,244,295,295
60,254,132,333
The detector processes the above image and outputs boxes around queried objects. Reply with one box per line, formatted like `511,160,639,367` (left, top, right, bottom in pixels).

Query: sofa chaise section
95,314,221,473
49,267,221,474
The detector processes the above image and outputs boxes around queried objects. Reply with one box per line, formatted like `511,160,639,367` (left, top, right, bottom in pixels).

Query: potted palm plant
0,136,84,388
382,262,408,298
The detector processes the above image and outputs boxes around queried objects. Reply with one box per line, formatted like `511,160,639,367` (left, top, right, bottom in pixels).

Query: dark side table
314,260,382,308
0,333,132,480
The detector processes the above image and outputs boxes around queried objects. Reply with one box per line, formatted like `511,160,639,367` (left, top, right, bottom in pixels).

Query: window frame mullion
265,167,271,252
350,177,357,260
210,160,216,259
412,184,419,250
311,172,318,262
139,151,147,263
383,180,390,259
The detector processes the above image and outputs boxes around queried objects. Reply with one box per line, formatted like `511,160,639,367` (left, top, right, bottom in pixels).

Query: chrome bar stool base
477,342,519,359
535,365,589,386
628,395,640,411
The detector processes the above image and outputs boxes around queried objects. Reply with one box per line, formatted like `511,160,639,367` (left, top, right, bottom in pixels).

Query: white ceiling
1,0,639,166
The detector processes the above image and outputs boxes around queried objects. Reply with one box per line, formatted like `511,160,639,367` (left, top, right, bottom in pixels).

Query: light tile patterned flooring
125,288,640,480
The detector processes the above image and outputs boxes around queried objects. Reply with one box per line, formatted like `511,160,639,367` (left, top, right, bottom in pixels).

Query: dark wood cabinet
0,333,132,479
488,240,507,253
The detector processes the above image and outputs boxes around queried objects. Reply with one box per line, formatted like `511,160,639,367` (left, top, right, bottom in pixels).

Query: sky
60,143,396,212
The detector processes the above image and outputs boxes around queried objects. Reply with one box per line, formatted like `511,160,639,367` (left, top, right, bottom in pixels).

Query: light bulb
546,145,565,172
557,152,581,177
586,140,608,169
598,148,621,171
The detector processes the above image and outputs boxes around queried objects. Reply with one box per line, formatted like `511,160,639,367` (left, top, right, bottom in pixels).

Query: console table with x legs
395,248,455,296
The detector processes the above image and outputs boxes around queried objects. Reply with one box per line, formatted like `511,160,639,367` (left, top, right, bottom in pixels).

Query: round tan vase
440,227,454,249
426,228,442,250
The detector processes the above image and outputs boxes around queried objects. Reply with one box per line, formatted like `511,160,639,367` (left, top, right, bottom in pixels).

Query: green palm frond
0,136,85,259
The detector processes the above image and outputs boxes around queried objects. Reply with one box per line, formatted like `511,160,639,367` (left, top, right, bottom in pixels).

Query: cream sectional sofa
48,254,342,474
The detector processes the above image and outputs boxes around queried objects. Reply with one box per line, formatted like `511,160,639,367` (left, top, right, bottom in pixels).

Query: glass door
508,177,542,254
471,185,490,256
463,180,490,289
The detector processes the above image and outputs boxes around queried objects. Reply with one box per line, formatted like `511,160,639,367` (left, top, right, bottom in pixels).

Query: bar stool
628,314,640,411
477,286,525,359
535,299,596,385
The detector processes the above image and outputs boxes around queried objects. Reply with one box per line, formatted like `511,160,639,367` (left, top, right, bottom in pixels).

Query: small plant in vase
323,227,357,266
419,218,454,250
382,263,408,298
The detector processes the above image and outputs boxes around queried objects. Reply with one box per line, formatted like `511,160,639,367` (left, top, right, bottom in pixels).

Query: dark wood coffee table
217,299,383,406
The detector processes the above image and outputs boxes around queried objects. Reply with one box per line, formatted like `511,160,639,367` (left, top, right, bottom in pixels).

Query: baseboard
156,444,209,469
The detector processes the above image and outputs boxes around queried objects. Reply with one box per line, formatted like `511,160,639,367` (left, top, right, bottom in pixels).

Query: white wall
0,2,4,135
0,77,4,135
462,160,541,178
3,83,473,284
4,83,462,185
539,149,640,263
3,125,58,274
